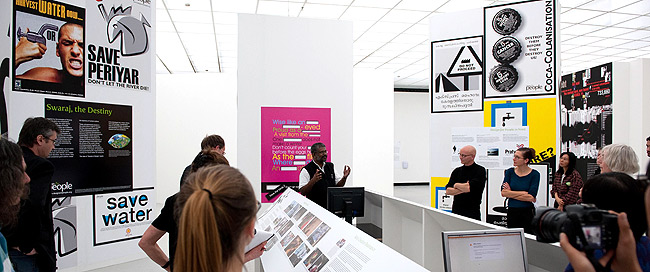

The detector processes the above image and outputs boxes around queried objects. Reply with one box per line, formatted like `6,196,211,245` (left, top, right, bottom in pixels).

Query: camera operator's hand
560,212,641,272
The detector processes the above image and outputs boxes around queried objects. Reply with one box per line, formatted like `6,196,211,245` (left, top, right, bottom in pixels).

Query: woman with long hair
501,147,540,234
550,151,584,211
0,138,31,271
174,165,257,272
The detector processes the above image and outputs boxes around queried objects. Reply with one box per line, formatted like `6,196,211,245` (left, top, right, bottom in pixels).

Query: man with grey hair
299,143,351,208
445,145,487,220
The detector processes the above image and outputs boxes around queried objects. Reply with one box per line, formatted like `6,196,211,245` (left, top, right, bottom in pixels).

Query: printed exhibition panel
45,98,133,196
92,188,155,246
483,0,557,98
560,63,612,180
484,98,557,170
13,0,86,97
53,197,77,269
259,189,427,272
85,0,152,92
431,36,483,113
450,126,529,169
261,107,331,203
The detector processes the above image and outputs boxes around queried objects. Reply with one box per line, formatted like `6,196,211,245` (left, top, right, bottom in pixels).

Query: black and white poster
85,0,152,92
560,63,612,180
45,98,133,196
13,0,85,97
483,0,557,98
92,188,155,246
431,36,483,113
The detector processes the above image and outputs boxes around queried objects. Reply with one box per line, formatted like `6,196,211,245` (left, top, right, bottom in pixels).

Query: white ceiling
155,0,650,89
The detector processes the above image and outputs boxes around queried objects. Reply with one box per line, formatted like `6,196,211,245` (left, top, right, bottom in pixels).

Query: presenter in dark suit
299,143,350,208
2,117,60,272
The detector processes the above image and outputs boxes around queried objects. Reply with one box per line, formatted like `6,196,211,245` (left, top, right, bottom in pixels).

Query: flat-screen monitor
442,228,528,272
327,187,364,224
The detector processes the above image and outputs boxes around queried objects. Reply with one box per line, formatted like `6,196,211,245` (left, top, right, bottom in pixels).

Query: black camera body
532,204,618,251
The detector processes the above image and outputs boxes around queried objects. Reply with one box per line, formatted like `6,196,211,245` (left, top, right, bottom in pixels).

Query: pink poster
261,107,331,203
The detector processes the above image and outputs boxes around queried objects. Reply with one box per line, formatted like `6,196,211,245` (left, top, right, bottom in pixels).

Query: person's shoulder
17,67,63,83
505,167,515,174
472,163,486,171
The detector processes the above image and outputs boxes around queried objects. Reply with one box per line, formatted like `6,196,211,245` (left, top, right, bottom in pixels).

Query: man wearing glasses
445,145,487,221
2,117,60,271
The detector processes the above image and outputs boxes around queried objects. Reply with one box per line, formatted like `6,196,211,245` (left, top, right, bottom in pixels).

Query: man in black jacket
299,143,351,208
3,117,60,271
445,145,487,220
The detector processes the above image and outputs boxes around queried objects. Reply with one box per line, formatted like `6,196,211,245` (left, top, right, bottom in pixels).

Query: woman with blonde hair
174,165,257,272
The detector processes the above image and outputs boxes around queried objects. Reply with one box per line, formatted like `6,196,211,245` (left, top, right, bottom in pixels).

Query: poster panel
261,107,331,203
53,197,78,269
45,98,133,196
484,98,557,170
451,126,529,169
259,189,427,272
431,36,483,113
85,0,152,92
13,0,85,97
483,0,557,98
92,188,155,246
560,63,612,180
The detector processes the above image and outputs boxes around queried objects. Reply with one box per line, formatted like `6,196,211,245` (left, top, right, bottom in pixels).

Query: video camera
532,204,618,251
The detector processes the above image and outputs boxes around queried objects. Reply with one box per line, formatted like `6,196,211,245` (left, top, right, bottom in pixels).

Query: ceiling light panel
559,0,596,9
613,40,650,50
586,27,634,38
437,0,492,13
566,36,604,45
168,10,213,23
578,0,641,12
394,0,447,12
174,22,214,34
211,0,257,13
560,8,605,23
615,15,650,29
178,33,217,52
352,0,401,9
581,13,639,26
298,3,348,19
256,1,303,17
591,38,629,47
164,0,211,11
612,1,650,15
589,47,628,56
614,29,650,40
369,21,412,34
360,30,397,43
563,45,602,54
561,24,604,35
214,24,238,35
391,34,427,44
307,0,353,5
157,7,171,22
212,12,238,24
156,21,176,33
352,20,376,39
340,6,389,21
382,9,431,24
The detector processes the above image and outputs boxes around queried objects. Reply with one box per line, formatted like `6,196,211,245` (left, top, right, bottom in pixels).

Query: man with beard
299,143,351,208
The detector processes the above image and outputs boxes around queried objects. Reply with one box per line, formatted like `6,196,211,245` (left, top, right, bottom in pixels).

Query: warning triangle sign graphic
447,45,483,77
435,73,460,93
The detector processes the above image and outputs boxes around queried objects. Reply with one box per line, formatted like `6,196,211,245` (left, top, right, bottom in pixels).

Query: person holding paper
299,143,350,208
445,145,486,220
501,147,540,234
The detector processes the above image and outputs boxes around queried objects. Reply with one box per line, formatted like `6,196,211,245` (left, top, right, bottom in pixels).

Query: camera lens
532,206,568,243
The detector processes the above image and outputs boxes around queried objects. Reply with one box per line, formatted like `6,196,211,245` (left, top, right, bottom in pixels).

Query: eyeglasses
459,154,471,158
513,155,523,160
43,136,58,144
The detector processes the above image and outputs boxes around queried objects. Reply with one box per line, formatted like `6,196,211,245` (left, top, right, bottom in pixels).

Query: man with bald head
445,145,487,220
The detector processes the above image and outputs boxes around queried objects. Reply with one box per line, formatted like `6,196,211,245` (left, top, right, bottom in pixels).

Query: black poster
45,99,132,196
13,0,85,97
560,63,612,180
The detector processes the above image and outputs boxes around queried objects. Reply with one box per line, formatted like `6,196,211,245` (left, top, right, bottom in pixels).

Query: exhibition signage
450,126,529,169
560,63,613,180
431,36,484,113
261,107,331,203
45,98,133,196
92,188,155,246
483,0,557,98
259,189,427,272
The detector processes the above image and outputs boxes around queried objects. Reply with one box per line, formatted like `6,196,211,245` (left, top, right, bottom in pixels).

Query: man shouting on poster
15,22,83,88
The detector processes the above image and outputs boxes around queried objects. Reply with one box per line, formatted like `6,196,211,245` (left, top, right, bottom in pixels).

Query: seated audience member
173,165,258,272
138,151,265,271
561,172,648,272
0,139,31,271
552,152,584,211
598,144,640,176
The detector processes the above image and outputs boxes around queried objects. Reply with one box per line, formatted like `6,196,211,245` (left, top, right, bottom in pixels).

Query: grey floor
85,184,430,272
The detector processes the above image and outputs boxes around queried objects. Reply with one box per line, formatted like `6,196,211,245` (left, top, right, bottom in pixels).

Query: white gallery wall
155,73,238,202
394,91,430,183
237,14,354,201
